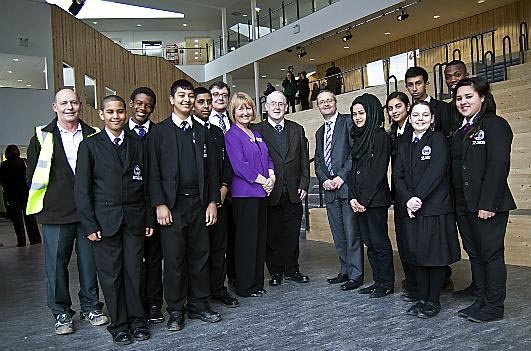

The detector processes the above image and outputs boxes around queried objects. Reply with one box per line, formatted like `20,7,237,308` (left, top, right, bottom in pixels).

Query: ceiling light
92,21,98,24
261,75,267,78
232,85,236,88
7,70,13,74
342,30,352,42
136,24,142,27
183,23,187,26
433,15,440,19
397,9,409,21
281,68,286,71
384,32,391,35
194,56,198,59
194,39,199,42
309,58,315,61
275,84,280,87
194,44,199,48
243,14,248,17
255,7,261,12
297,47,307,58
17,79,23,82
343,46,350,49
13,58,19,62
477,0,485,3
194,51,198,54
230,46,236,51
26,84,32,87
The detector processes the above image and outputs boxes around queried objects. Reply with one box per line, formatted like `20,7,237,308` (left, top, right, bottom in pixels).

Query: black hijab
350,93,384,161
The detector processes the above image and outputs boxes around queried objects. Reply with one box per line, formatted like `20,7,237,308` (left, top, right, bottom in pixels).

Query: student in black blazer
393,101,461,318
192,86,239,308
385,92,417,301
148,79,221,332
450,77,516,323
252,91,311,286
75,95,154,345
348,93,394,298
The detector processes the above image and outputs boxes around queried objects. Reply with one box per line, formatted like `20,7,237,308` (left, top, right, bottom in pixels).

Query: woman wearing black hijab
348,93,394,298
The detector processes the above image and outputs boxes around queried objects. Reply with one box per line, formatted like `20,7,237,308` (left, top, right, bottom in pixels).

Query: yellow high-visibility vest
26,125,100,215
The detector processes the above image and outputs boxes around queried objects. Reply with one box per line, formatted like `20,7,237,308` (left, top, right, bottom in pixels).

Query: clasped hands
406,196,422,218
349,199,366,213
323,176,344,191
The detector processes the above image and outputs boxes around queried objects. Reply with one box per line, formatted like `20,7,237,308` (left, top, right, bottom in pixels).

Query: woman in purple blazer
225,92,275,297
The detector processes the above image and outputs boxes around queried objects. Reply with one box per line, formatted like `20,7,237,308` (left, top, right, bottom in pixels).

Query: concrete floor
1,220,531,351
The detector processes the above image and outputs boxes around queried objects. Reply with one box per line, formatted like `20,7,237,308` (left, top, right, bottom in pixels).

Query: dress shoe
269,274,283,286
370,287,394,298
249,292,263,297
407,301,425,316
167,311,185,331
213,291,239,308
453,283,476,298
112,331,132,346
327,273,348,284
258,288,267,295
132,327,150,341
466,307,503,323
285,272,310,284
340,279,362,291
358,283,377,295
188,309,222,323
458,302,483,318
418,302,441,318
401,292,419,302
148,305,165,323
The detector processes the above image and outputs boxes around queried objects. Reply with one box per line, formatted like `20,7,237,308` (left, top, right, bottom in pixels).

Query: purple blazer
225,124,274,198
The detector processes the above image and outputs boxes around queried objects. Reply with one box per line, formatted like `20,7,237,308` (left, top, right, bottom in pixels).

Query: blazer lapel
286,121,297,156
193,122,205,182
123,132,136,173
263,123,281,156
330,115,343,152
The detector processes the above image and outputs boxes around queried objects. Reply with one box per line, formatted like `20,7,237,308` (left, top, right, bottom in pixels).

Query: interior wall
0,0,55,146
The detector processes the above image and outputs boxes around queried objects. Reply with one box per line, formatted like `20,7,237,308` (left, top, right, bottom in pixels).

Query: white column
253,61,261,115
250,0,257,41
221,7,227,55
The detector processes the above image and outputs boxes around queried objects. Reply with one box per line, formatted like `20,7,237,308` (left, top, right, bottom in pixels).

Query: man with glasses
314,90,363,291
252,91,310,287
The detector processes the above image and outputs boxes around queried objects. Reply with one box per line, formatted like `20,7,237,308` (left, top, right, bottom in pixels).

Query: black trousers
394,205,417,296
93,223,146,335
455,191,508,313
266,192,303,276
356,206,394,289
209,203,229,297
140,227,163,309
160,195,210,313
415,266,446,305
285,95,296,114
225,201,236,283
300,95,310,111
232,197,267,296
7,203,41,246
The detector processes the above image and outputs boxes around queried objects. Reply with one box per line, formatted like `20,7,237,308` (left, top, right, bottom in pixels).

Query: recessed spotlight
477,0,485,3
194,51,198,55
261,75,267,78
26,84,32,87
194,39,199,43
13,58,19,62
343,46,350,49
194,44,199,48
17,79,23,82
384,32,391,35
433,15,440,19
230,46,236,51
255,7,261,12
183,23,187,27
281,68,286,71
243,14,248,17
136,24,142,27
309,58,315,61
7,70,13,74
194,56,199,59
92,21,98,24
232,85,236,88
275,84,280,87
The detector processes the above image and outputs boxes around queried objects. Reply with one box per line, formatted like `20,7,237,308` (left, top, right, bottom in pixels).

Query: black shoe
167,311,185,331
358,283,377,295
269,274,283,286
370,287,394,298
188,308,222,323
148,305,164,323
453,283,476,298
249,291,263,297
327,273,348,284
113,331,132,346
458,302,483,318
340,279,362,291
467,307,503,323
418,302,441,318
285,272,310,284
212,291,239,308
402,292,419,302
407,301,425,316
132,327,150,341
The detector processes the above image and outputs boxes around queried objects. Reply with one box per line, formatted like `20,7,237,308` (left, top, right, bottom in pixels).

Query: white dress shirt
172,113,193,129
57,122,83,173
208,110,230,132
322,112,338,147
412,130,427,142
397,122,407,136
128,118,150,135
268,118,285,130
105,128,125,146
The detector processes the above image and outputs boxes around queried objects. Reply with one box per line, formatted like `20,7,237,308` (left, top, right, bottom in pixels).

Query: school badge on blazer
203,143,208,158
421,145,431,161
472,130,485,145
132,164,142,180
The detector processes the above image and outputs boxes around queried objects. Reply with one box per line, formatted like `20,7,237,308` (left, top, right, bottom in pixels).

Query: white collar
423,95,432,103
193,115,208,127
210,110,227,119
412,130,427,142
461,111,479,127
105,128,125,144
57,121,82,133
323,111,338,124
268,117,285,129
172,113,193,128
397,122,407,136
128,118,150,131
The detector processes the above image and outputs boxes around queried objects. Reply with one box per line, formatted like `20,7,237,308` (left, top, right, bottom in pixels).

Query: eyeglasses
268,101,285,108
212,92,229,99
318,98,335,105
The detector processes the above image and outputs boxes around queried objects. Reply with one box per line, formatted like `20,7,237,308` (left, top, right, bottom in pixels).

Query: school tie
180,121,190,132
217,114,227,134
274,124,283,133
413,136,420,143
113,137,121,146
460,122,472,134
135,125,146,137
205,121,211,129
324,121,334,177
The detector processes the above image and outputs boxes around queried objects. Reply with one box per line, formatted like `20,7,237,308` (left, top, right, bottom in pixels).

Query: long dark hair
452,77,496,139
385,92,410,150
350,93,384,161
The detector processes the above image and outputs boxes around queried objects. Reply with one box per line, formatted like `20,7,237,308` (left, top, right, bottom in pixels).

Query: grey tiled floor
1,220,530,351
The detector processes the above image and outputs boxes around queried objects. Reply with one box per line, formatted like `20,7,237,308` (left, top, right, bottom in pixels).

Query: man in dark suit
253,91,310,286
192,86,239,308
75,95,154,345
148,79,221,332
314,90,363,291
124,87,165,323
405,66,453,138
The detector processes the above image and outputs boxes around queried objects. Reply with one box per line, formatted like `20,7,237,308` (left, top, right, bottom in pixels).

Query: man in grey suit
314,90,363,291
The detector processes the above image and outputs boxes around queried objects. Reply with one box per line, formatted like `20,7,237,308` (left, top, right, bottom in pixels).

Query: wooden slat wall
50,5,198,127
316,0,531,86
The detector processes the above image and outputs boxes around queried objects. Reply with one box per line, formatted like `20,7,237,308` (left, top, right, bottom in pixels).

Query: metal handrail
432,62,446,100
519,21,529,64
483,51,495,82
386,75,398,97
502,35,512,80
452,48,461,61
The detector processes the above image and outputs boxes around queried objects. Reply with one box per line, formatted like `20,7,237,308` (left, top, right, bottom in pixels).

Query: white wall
0,0,55,146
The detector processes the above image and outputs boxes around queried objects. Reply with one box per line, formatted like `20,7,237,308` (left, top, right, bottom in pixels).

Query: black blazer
124,120,154,144
459,113,516,213
252,120,310,205
314,114,353,203
0,158,29,206
148,116,220,209
26,118,99,224
207,123,233,189
393,129,453,215
389,122,413,204
75,131,155,237
429,98,453,138
348,128,391,208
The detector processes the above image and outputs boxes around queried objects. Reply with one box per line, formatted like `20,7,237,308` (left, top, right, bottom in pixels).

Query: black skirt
404,212,461,266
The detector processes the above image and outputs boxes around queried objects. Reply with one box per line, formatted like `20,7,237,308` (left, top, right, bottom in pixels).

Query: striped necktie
324,121,334,177
217,114,227,134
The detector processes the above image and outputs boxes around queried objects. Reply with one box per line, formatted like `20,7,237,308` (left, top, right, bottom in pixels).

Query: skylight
46,0,184,19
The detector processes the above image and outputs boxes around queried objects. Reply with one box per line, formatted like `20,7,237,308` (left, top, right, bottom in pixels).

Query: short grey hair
266,90,287,104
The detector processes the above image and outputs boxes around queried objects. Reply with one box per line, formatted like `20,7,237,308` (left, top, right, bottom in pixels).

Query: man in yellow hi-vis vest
26,89,108,335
